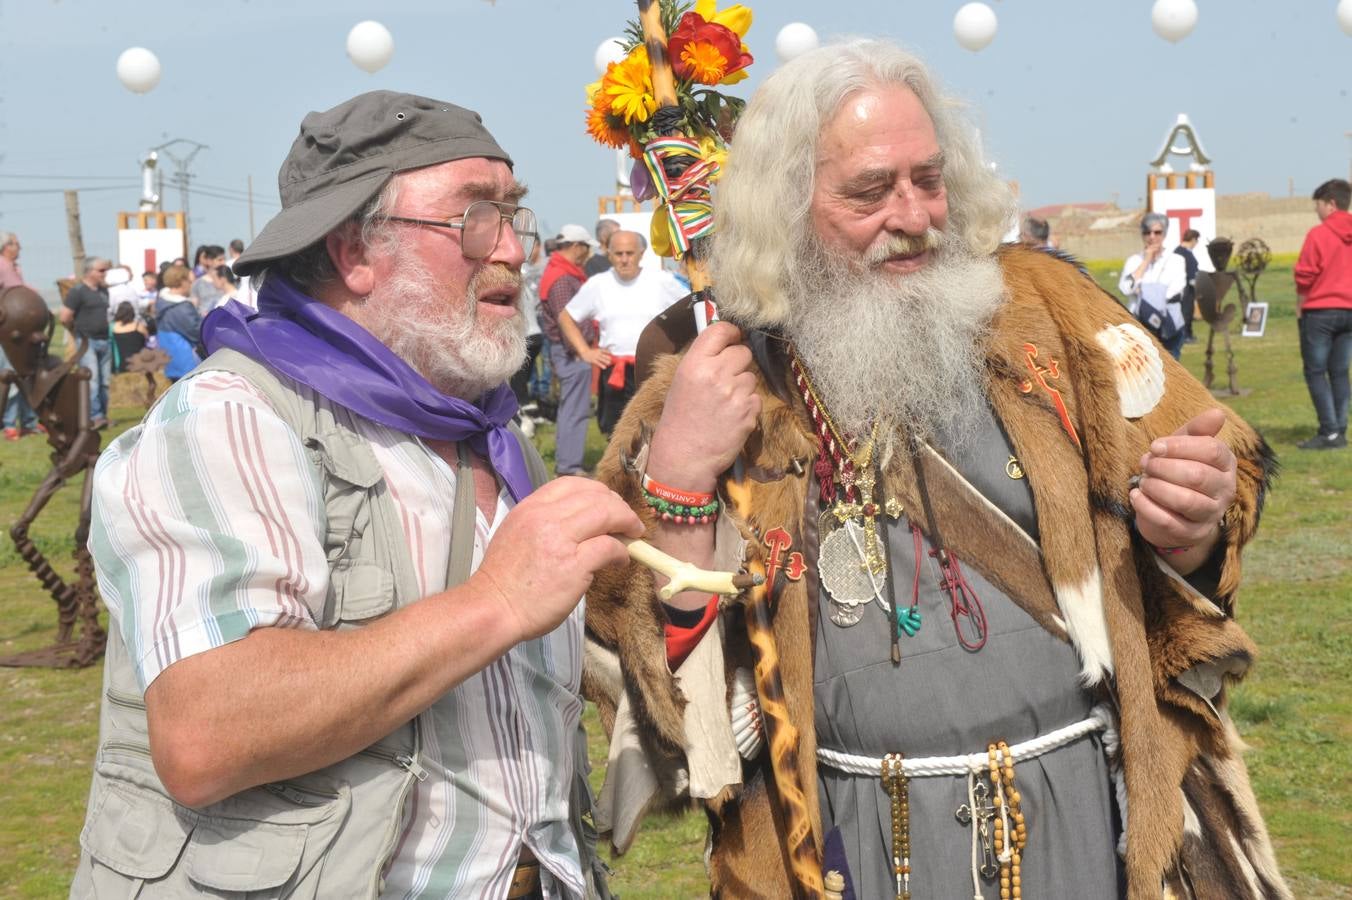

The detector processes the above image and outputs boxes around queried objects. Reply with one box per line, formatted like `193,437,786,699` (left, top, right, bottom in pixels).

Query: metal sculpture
0,285,105,668
1233,237,1272,309
1194,237,1243,395
123,345,171,407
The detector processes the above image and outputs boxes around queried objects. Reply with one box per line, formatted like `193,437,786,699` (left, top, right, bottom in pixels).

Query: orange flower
585,94,631,150
671,6,754,85
677,38,731,84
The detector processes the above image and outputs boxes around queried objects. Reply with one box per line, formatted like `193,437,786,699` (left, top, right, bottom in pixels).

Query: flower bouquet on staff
584,0,754,259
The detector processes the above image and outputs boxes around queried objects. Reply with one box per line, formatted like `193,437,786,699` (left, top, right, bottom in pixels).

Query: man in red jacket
1294,178,1352,450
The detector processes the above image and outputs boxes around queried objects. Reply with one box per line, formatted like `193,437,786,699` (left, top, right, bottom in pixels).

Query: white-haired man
74,91,638,898
583,41,1288,898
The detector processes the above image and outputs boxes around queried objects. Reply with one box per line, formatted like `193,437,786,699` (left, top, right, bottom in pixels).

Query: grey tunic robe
813,410,1122,898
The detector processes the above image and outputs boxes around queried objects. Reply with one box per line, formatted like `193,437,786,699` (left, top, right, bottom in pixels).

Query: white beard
785,229,1007,458
361,256,526,401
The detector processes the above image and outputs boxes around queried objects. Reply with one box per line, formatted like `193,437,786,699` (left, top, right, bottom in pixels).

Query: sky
1,0,1349,293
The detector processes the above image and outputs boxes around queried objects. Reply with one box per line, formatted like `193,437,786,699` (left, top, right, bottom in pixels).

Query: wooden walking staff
635,3,826,896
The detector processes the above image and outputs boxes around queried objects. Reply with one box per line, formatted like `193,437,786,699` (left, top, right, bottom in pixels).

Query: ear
325,225,376,297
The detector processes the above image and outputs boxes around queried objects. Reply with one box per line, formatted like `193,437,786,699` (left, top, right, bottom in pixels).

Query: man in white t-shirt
559,230,687,434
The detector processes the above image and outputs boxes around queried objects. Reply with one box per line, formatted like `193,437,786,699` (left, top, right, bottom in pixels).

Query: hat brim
233,169,391,277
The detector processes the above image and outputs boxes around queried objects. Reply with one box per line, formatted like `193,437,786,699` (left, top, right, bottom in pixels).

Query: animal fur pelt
583,245,1288,899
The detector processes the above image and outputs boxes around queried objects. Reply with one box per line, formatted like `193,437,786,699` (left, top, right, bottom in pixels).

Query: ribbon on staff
641,136,723,257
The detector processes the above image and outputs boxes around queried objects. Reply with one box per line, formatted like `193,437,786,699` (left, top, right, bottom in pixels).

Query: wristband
641,473,714,508
642,489,720,524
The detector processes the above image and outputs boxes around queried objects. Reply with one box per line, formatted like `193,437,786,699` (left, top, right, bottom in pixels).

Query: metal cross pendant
858,466,886,574
956,781,999,878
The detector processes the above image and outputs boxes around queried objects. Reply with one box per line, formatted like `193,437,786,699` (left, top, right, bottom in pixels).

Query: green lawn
0,261,1346,898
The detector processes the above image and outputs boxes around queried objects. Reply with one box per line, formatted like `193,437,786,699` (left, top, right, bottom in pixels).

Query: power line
183,185,280,208
192,179,271,198
0,184,140,194
0,173,142,181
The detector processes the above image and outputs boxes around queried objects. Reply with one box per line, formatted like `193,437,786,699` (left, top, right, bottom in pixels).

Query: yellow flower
693,1,754,85
605,46,657,125
698,136,728,176
694,0,752,37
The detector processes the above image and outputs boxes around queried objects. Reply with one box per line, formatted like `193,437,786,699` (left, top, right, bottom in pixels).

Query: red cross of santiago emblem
763,527,806,587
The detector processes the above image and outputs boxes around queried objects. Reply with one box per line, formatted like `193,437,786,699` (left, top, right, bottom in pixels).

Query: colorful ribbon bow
641,136,722,257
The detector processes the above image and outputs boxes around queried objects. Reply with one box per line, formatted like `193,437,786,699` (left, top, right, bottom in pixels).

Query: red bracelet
642,473,714,507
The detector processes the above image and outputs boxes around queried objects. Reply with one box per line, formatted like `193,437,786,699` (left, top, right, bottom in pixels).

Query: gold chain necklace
789,351,902,576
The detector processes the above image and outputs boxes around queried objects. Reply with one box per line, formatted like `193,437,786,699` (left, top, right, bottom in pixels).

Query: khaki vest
71,350,602,898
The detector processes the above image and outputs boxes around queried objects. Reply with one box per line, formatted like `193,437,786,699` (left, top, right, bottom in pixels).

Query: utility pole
149,138,209,253
64,190,86,281
247,175,256,241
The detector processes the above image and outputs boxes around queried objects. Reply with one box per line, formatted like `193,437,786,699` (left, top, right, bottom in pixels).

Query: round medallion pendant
819,520,882,627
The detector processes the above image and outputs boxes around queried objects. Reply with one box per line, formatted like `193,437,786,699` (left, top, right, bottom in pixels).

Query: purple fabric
202,276,533,501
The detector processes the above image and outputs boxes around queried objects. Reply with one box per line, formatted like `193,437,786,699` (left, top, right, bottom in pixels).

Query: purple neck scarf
202,276,532,501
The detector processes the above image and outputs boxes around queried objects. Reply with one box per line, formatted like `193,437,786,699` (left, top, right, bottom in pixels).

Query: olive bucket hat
233,91,512,276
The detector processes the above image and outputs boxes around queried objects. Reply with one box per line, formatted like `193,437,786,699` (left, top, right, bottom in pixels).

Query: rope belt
816,704,1113,778
816,704,1117,900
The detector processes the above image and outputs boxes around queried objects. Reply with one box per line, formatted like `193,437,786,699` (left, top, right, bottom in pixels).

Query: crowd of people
515,218,687,467
0,234,259,436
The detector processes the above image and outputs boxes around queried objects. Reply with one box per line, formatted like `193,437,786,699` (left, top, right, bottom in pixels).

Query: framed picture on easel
1241,302,1268,337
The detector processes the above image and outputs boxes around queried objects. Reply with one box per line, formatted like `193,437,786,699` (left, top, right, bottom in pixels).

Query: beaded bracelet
643,492,720,524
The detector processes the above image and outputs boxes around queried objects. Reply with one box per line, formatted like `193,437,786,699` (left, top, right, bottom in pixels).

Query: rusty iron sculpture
0,285,105,668
122,345,171,407
1233,237,1272,309
1194,237,1242,395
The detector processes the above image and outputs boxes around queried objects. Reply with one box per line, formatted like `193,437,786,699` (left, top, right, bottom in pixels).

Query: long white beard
361,256,527,401
785,229,1006,457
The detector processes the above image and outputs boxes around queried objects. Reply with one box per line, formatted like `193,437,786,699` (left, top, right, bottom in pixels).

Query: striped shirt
90,370,587,899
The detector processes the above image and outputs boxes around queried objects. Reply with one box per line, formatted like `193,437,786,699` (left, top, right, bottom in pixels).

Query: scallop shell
729,667,765,760
1095,323,1166,418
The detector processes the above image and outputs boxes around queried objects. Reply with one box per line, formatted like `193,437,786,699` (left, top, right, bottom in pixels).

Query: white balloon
116,47,161,94
775,22,820,63
594,37,626,76
1338,0,1352,36
1151,0,1198,43
953,3,998,53
346,21,394,74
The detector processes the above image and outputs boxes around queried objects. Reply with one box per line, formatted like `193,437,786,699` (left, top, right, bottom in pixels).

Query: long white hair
709,39,1016,329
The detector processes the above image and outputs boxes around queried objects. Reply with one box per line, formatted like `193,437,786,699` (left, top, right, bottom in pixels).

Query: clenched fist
647,322,762,491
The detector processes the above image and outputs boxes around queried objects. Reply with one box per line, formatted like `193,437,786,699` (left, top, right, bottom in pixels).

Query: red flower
669,12,753,85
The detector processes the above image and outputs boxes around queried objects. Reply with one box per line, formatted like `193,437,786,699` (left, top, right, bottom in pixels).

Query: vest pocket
80,779,191,881
80,757,352,898
329,560,396,622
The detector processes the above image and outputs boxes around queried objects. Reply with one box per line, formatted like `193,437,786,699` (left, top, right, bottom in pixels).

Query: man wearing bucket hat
73,91,637,898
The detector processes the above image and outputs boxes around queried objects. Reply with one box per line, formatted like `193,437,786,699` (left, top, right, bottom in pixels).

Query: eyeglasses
387,200,538,261
1143,230,1164,236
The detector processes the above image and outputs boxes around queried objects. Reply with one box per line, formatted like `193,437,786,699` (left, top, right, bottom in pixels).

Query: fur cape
583,246,1289,899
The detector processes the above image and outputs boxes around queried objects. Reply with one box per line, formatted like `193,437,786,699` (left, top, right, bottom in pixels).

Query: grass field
0,260,1347,898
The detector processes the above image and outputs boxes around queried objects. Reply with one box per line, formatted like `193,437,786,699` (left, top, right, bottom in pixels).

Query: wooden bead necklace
988,740,1027,900
881,753,913,900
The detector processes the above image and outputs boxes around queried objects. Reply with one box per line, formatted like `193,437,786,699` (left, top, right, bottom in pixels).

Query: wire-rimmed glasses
387,200,538,260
